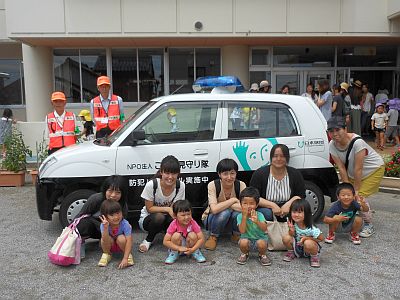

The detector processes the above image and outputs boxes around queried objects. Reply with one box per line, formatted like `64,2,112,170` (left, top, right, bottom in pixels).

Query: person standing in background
90,76,124,139
301,83,318,104
348,80,363,135
45,92,77,155
259,80,271,93
361,83,374,136
316,79,333,121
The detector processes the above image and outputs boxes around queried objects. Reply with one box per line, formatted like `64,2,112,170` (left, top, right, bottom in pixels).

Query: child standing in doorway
282,198,324,268
163,200,206,264
98,200,134,269
236,187,271,266
371,103,388,150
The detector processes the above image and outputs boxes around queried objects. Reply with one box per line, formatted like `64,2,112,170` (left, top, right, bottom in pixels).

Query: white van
36,79,338,226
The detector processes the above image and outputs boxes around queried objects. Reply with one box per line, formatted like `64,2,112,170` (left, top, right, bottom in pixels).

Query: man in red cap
90,75,124,139
45,91,77,155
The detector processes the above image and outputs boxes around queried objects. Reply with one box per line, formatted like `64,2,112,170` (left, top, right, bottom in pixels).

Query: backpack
152,178,181,201
48,214,87,266
343,95,351,115
213,179,241,199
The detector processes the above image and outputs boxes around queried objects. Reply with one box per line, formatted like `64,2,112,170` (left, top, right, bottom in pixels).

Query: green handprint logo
233,141,251,171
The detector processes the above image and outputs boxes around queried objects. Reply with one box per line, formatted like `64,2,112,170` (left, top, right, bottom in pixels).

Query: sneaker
324,231,335,244
283,250,296,262
204,235,217,251
259,254,272,266
359,224,375,238
192,249,206,263
236,253,249,265
98,253,112,267
350,232,361,245
310,255,320,268
127,253,134,266
231,233,240,243
165,250,179,264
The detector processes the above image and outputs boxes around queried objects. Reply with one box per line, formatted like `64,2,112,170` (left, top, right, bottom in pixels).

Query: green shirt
237,212,268,241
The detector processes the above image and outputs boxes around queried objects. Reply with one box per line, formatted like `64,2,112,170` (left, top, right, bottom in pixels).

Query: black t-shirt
332,94,344,117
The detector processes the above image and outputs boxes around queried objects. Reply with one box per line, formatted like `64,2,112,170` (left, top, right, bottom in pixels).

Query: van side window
228,102,298,139
135,102,218,144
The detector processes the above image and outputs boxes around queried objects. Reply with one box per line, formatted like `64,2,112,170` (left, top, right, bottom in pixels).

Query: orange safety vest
47,111,76,150
92,95,121,131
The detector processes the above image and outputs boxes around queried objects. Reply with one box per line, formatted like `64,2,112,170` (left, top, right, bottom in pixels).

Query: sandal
138,240,152,253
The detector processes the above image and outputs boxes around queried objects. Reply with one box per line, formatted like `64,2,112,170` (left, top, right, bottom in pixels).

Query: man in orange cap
45,91,77,154
90,75,124,139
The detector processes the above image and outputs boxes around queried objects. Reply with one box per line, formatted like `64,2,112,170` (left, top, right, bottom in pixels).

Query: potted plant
30,131,48,183
0,127,32,186
381,148,400,188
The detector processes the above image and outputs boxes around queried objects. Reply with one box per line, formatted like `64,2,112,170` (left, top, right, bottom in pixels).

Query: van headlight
39,156,58,176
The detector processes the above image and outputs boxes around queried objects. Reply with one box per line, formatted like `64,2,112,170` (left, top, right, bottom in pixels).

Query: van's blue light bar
192,76,244,92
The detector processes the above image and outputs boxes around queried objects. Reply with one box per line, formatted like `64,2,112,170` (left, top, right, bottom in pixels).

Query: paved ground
0,186,399,299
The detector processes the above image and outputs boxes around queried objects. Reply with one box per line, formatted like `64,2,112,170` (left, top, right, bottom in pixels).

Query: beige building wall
5,0,397,37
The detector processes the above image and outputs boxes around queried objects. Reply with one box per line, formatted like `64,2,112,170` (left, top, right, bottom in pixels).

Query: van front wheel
304,181,324,221
59,189,96,227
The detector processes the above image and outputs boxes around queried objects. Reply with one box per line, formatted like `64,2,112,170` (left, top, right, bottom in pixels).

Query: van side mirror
131,130,146,144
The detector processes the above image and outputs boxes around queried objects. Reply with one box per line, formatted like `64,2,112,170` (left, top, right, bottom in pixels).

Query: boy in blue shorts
324,183,369,245
236,187,270,266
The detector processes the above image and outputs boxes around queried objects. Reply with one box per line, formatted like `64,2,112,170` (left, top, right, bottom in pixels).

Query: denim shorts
239,238,268,251
292,239,321,258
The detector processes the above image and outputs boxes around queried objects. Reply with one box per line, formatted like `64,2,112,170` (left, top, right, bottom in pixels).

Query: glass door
304,71,334,93
274,72,300,95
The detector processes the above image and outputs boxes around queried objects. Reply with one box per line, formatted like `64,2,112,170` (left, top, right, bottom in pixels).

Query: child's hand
299,236,308,245
184,247,194,255
356,195,366,206
118,258,129,269
334,214,349,222
250,209,258,223
287,218,295,230
178,246,188,253
99,215,109,228
242,204,249,218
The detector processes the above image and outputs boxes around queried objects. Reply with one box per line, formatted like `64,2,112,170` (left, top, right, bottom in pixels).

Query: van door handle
194,150,208,156
288,147,296,150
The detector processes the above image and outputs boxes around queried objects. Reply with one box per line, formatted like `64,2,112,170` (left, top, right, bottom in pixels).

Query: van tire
59,189,96,227
304,181,324,221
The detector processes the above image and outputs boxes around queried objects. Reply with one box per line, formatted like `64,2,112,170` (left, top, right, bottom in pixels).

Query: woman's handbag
48,215,88,266
266,216,289,251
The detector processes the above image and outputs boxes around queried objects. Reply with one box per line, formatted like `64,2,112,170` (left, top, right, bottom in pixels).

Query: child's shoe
231,233,240,243
98,253,112,267
236,253,249,265
192,249,206,263
165,250,179,264
258,254,271,266
283,250,296,262
127,253,134,266
359,223,375,238
350,232,361,245
324,231,335,244
310,254,320,268
204,235,217,251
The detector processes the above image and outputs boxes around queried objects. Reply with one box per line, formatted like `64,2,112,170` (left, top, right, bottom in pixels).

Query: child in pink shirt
163,200,206,264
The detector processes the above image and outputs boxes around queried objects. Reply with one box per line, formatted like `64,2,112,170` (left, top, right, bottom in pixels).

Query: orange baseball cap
97,76,111,86
51,91,66,101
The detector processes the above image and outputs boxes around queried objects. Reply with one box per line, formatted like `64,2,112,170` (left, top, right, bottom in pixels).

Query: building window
112,49,138,103
337,46,397,67
80,49,106,103
0,59,24,105
138,49,164,102
169,48,221,95
54,49,106,103
251,49,270,66
250,71,271,87
273,46,334,67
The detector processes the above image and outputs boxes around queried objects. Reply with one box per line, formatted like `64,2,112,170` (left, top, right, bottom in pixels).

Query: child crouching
98,200,134,268
282,198,324,267
236,187,271,266
323,182,369,245
163,200,206,264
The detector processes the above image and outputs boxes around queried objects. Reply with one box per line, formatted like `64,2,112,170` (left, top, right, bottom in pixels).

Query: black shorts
374,127,385,133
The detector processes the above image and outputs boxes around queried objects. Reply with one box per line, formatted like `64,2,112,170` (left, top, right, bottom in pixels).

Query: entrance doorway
273,71,334,95
350,70,395,98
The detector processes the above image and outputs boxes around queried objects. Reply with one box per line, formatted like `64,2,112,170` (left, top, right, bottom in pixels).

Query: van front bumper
35,178,60,221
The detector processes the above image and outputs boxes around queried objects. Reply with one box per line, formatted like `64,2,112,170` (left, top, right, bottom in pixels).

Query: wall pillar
221,45,249,89
22,44,53,121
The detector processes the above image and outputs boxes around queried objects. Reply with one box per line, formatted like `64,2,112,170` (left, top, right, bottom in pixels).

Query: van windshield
105,101,156,145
